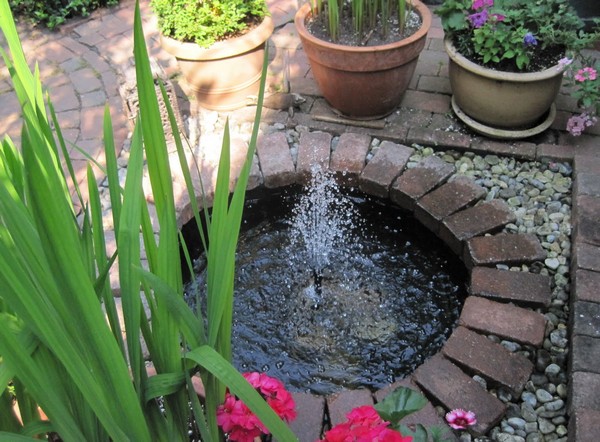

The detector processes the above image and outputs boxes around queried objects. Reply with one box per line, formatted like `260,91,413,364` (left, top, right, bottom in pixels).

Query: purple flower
557,57,573,71
523,32,538,47
468,9,489,28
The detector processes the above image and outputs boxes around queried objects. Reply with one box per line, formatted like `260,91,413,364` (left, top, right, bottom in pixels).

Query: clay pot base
451,96,556,140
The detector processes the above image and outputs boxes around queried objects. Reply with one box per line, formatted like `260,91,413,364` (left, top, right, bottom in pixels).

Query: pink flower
445,409,477,430
216,372,296,441
557,57,573,71
491,13,505,22
567,113,598,136
574,67,598,82
472,0,493,10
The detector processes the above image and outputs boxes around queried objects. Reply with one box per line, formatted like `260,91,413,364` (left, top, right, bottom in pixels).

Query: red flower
320,405,412,442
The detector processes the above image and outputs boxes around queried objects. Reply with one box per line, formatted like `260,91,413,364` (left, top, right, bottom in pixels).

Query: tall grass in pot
0,0,297,440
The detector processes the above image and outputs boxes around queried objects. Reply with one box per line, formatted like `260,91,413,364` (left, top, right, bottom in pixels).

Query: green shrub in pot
150,0,269,48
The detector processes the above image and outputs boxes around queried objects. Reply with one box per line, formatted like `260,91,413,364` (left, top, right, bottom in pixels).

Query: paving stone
573,269,600,303
568,371,600,415
571,335,600,375
568,408,600,442
413,354,506,436
459,296,547,347
574,172,600,198
574,154,600,175
326,388,374,427
414,176,486,235
49,83,80,112
359,141,413,198
296,131,332,181
573,242,600,272
284,392,325,442
439,199,516,255
470,139,536,160
400,90,451,113
572,301,600,338
442,326,534,396
70,67,103,94
330,132,370,186
573,195,600,246
390,155,455,211
406,127,472,150
79,105,106,141
256,132,296,188
470,267,552,307
536,143,576,162
374,378,457,441
464,233,546,269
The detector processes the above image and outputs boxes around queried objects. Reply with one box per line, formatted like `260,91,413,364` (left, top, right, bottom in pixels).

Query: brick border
175,131,551,440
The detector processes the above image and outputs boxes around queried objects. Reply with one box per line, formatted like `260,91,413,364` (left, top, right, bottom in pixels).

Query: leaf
397,423,429,442
374,386,428,424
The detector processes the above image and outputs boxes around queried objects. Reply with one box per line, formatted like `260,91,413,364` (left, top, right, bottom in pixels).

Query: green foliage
436,0,600,72
0,0,297,440
375,387,453,442
313,0,412,42
9,0,118,29
150,0,269,48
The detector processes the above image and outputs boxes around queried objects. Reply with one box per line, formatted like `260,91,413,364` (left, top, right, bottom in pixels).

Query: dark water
183,187,467,395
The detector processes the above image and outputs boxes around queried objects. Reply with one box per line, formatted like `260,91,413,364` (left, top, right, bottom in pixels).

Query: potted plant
437,0,600,138
294,0,432,120
151,0,274,111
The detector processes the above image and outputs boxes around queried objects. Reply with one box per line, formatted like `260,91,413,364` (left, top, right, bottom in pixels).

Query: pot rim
444,37,567,82
294,0,432,53
160,15,274,61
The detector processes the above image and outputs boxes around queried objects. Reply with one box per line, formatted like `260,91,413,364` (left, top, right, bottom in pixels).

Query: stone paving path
1,0,599,440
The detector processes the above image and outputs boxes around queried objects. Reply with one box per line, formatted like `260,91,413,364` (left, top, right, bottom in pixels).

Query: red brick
256,132,296,188
286,392,325,442
326,389,373,427
359,141,414,198
568,372,600,415
568,408,600,442
470,267,552,307
413,354,506,436
400,90,451,113
71,67,103,94
459,296,547,347
296,131,332,181
440,200,516,255
330,132,370,186
464,233,546,269
573,195,600,246
571,335,600,375
49,84,80,112
406,127,472,150
536,143,575,162
390,155,455,211
79,106,105,141
414,176,486,234
573,242,600,272
573,269,600,303
572,301,600,339
574,172,600,198
470,139,536,161
442,326,533,396
574,154,600,175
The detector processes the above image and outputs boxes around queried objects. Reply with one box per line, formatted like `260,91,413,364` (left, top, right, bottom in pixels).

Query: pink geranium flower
574,67,598,82
472,0,493,10
216,372,296,442
445,409,477,430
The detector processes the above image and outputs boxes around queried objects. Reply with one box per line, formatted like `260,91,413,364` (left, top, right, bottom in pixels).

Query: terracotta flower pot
160,17,274,111
445,38,565,135
294,1,431,119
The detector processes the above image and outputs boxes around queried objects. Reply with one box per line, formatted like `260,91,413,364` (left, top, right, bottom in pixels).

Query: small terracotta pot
295,1,431,119
445,38,565,130
161,17,274,111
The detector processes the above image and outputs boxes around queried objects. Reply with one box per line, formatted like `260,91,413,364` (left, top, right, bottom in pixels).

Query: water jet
183,168,467,395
